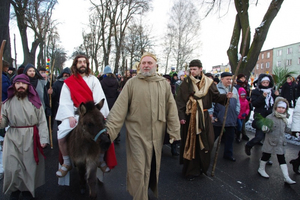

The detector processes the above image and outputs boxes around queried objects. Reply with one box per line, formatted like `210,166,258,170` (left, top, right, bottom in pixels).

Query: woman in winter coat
236,87,250,142
289,96,300,174
281,75,296,108
257,97,296,184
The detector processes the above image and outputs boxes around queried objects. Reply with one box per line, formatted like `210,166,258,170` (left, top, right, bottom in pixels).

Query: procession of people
1,53,300,200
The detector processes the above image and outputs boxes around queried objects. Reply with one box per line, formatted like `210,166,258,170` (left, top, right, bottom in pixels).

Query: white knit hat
277,101,287,108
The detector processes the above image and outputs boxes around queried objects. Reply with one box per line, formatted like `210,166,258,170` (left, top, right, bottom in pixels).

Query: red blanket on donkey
60,74,117,169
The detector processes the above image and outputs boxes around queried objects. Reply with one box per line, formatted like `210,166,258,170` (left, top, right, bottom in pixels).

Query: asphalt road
1,124,300,200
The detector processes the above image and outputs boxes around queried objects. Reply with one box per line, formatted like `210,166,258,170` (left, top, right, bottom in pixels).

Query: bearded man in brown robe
176,59,232,180
106,52,180,200
0,74,49,200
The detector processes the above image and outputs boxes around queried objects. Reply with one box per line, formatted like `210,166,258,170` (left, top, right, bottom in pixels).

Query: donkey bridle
93,128,107,142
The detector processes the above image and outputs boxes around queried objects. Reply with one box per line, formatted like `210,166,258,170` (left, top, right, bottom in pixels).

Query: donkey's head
77,99,111,151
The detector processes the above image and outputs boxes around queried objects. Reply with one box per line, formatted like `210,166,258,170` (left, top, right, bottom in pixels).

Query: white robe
56,75,109,139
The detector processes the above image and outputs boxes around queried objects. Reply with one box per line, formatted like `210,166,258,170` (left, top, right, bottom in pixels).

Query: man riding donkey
55,55,116,181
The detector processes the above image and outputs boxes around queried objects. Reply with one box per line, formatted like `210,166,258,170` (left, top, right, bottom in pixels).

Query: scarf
183,74,213,160
64,75,93,107
260,88,274,110
274,111,288,125
137,73,166,122
5,74,42,109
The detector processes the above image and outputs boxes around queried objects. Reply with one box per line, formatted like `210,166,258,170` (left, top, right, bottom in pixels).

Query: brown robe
176,75,227,176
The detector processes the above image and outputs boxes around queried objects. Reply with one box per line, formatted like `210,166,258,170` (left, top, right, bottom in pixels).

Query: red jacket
238,87,250,119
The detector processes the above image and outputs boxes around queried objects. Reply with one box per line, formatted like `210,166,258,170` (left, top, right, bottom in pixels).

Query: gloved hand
241,113,246,118
296,132,300,139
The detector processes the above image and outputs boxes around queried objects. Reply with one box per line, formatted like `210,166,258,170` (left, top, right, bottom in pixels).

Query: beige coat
106,73,180,200
0,96,49,197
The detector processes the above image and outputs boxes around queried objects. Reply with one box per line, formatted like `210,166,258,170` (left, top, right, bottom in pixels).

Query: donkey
66,99,111,199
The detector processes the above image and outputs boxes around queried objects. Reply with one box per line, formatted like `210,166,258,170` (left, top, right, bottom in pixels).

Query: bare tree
125,21,153,69
203,0,284,77
10,0,57,66
167,0,201,71
90,0,151,74
0,0,12,63
162,31,175,74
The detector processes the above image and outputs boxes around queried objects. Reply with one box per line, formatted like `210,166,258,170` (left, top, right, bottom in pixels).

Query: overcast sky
9,0,300,72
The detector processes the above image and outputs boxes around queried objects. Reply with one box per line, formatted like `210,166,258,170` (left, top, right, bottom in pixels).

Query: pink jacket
238,87,250,119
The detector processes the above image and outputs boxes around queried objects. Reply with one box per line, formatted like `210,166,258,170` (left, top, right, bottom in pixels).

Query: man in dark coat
245,74,279,156
280,75,296,108
49,67,71,125
176,59,232,180
100,65,119,110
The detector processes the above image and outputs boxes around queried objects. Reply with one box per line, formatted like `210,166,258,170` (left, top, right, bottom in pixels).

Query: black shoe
10,190,20,200
245,145,251,156
242,134,249,141
22,191,34,200
235,138,241,143
223,156,236,162
186,175,198,181
171,143,179,156
290,159,300,174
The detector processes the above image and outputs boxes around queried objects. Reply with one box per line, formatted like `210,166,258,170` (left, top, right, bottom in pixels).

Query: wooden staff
0,40,7,110
211,27,249,177
48,59,55,149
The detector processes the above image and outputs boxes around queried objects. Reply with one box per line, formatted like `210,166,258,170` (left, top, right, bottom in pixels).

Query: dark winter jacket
23,63,51,116
280,81,296,102
250,74,278,128
2,72,11,101
213,82,240,127
100,75,119,110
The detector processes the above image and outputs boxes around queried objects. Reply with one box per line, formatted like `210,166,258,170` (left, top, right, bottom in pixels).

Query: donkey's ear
96,98,105,110
79,102,87,115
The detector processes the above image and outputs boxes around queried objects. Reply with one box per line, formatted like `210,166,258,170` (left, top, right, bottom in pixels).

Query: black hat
8,67,15,71
213,77,220,83
163,74,171,81
221,72,232,78
189,59,202,68
39,67,47,71
205,73,213,78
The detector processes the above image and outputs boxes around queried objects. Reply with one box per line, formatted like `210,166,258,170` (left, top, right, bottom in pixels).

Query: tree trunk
0,0,12,63
228,0,284,78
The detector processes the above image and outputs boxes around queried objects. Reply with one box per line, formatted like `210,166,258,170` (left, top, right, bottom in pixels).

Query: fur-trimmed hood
254,73,274,89
273,96,289,114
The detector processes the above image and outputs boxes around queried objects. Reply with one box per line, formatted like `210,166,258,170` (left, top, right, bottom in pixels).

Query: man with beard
0,74,49,200
55,55,114,179
176,59,233,180
105,52,181,200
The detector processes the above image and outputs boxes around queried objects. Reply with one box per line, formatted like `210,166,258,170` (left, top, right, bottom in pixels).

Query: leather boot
171,143,179,156
289,150,300,174
280,164,296,184
258,160,269,178
10,190,20,200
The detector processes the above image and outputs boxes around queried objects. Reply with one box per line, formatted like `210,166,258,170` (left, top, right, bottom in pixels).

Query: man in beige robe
106,52,180,200
0,74,49,200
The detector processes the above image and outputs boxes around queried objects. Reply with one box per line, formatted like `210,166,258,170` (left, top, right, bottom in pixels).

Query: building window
261,54,264,59
277,50,282,56
267,52,270,58
286,59,292,66
277,61,281,67
287,47,293,54
261,63,264,69
266,62,270,68
256,64,259,69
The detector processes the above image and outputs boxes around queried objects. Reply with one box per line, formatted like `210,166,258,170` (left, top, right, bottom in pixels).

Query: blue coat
213,82,240,127
2,72,11,101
